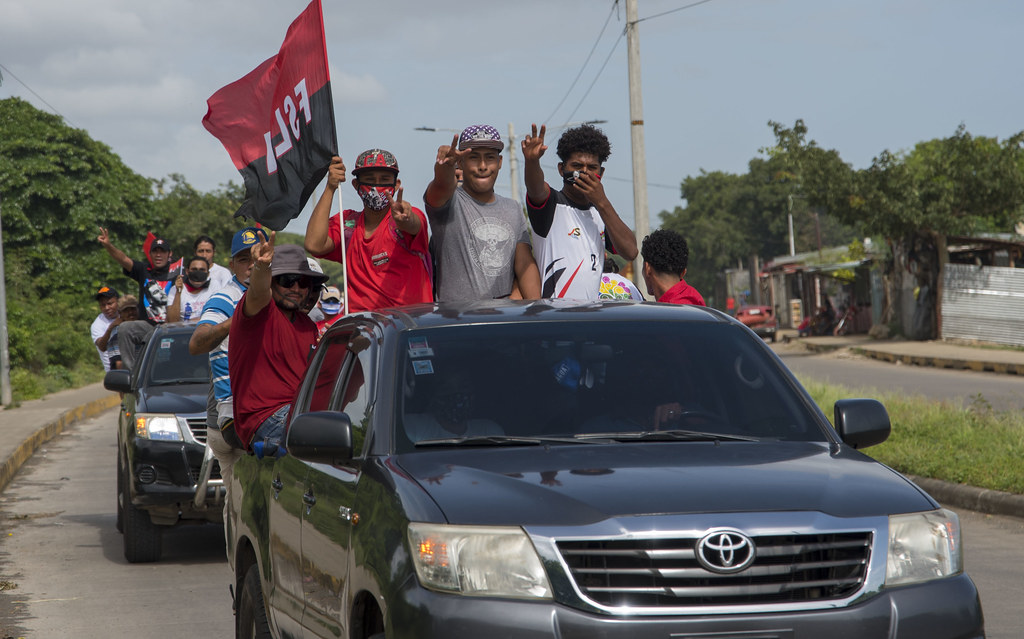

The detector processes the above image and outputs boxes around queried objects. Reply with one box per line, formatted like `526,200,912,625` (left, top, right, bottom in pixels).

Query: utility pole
625,0,650,292
787,194,796,256
507,122,521,207
0,194,11,405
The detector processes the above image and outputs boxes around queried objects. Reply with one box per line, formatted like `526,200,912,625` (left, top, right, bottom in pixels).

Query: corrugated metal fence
942,263,1024,346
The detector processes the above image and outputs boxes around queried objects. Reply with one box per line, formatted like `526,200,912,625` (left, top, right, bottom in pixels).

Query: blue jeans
252,404,290,451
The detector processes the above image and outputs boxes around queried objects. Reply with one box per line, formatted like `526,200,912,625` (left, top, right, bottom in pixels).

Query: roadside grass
10,362,105,406
801,378,1024,495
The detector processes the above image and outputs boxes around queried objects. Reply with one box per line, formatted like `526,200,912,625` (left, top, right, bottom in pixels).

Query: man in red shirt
229,235,329,452
640,229,706,306
304,149,432,313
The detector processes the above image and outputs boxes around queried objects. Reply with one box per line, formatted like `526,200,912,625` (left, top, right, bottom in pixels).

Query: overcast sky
3,0,1023,238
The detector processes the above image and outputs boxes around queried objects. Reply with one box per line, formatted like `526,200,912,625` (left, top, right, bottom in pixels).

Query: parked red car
735,305,778,342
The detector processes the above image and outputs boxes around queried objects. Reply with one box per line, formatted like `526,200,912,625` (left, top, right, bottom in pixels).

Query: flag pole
317,0,346,316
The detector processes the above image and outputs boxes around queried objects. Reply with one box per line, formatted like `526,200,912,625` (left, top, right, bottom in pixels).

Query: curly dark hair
641,229,690,276
556,124,611,164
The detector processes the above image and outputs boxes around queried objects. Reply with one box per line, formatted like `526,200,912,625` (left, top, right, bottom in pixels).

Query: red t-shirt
316,210,433,313
229,295,318,448
659,280,706,306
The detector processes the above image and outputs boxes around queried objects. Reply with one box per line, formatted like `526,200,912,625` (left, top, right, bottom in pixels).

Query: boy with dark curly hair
522,123,638,299
640,229,705,305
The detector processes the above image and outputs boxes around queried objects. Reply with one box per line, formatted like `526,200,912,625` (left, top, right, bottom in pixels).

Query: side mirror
287,411,354,465
103,369,132,393
834,398,891,449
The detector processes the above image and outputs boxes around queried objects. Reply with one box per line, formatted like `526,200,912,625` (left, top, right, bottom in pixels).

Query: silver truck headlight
134,413,185,441
408,523,552,599
886,508,963,587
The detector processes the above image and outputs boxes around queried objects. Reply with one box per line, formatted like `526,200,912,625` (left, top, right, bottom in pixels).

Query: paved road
1,407,1021,638
0,411,234,638
776,343,1024,412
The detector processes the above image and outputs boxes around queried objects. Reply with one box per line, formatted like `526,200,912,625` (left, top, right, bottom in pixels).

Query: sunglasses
274,273,313,289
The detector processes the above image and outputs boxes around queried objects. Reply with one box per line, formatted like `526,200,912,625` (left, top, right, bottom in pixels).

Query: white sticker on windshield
408,337,433,358
412,360,434,375
160,339,172,349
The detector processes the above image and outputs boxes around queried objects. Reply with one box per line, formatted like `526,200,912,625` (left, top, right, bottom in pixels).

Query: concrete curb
909,475,1024,520
0,393,121,493
854,347,1024,376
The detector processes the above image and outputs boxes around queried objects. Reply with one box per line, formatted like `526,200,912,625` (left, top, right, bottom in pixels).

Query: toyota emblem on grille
696,530,756,574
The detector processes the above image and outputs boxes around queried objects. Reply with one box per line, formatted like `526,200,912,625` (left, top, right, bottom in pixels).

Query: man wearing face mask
522,123,638,300
305,149,433,313
167,255,215,323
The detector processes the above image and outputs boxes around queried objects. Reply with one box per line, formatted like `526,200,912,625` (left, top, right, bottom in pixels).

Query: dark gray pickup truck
227,300,984,639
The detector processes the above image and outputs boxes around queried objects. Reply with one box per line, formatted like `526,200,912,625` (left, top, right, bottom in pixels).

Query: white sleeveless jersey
529,190,607,300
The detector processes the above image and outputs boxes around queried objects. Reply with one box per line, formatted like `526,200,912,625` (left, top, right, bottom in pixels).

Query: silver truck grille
557,532,871,607
185,417,208,444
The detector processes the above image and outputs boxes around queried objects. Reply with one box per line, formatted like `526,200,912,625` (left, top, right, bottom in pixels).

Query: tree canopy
0,97,248,399
659,118,1024,337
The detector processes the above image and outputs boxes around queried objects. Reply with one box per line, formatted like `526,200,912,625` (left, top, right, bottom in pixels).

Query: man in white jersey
522,123,638,299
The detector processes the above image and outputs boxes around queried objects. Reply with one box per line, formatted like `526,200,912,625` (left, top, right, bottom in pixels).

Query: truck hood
136,384,209,415
394,441,934,526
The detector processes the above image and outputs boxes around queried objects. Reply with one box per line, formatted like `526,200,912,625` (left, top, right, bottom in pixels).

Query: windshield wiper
575,429,759,443
148,379,209,386
414,435,588,447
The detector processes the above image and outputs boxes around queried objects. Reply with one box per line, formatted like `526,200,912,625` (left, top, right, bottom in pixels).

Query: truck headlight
408,523,552,599
134,413,185,441
886,508,962,587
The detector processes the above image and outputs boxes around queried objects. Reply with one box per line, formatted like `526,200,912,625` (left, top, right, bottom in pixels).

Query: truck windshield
395,321,827,452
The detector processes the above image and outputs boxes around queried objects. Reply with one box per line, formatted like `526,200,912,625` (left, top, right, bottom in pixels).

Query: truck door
265,453,309,635
298,327,376,637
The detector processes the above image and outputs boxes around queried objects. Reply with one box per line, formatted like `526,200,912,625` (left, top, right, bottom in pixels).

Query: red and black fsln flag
203,0,337,231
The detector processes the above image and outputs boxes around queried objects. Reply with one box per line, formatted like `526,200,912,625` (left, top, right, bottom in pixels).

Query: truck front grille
557,532,871,608
185,417,208,444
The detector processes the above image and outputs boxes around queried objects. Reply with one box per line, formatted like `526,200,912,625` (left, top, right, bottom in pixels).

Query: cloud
330,69,387,104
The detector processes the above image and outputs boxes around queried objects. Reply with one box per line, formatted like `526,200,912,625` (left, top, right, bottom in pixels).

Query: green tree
795,123,1024,338
151,174,247,267
658,120,860,304
0,97,156,399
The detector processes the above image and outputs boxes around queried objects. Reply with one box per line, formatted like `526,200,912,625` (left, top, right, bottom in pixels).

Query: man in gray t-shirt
424,124,540,302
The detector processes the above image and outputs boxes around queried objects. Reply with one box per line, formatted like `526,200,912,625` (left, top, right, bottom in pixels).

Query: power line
0,62,71,125
543,2,620,126
561,30,625,126
635,0,717,24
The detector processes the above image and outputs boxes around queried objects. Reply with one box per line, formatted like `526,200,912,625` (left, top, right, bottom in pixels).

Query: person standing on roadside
640,229,705,306
189,227,267,490
193,235,232,291
91,286,120,371
305,150,433,313
522,123,638,300
424,124,540,301
230,237,329,453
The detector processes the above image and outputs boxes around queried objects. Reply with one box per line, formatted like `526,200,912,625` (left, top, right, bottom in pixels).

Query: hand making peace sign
521,124,548,162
